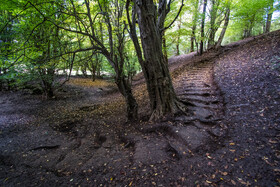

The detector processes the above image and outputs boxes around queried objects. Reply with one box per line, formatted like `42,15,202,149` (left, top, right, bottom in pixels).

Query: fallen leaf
206,153,212,159
269,139,277,144
221,171,228,176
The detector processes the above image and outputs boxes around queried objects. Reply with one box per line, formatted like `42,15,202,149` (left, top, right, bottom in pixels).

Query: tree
34,0,139,120
190,0,200,52
208,0,220,49
265,0,274,33
82,0,139,120
176,15,183,55
208,0,233,49
1,0,139,120
233,0,268,38
200,0,207,55
215,3,231,48
0,0,76,96
0,10,14,90
127,0,185,120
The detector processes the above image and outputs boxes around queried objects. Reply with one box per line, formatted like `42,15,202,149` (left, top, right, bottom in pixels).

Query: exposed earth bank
0,30,279,186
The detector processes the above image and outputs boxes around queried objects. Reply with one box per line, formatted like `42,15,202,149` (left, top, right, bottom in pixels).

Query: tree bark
265,0,274,33
176,15,182,55
116,76,138,121
215,7,230,49
190,0,199,52
208,0,219,49
91,65,96,81
135,0,180,120
85,0,138,121
81,66,88,78
243,14,255,39
162,31,168,61
200,0,207,55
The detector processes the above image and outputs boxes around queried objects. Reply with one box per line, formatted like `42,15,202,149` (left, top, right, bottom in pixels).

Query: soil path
0,54,228,186
120,59,226,166
0,30,279,186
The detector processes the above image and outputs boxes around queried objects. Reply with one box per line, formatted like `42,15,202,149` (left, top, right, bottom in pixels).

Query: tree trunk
190,28,196,52
116,75,138,121
176,15,182,56
215,7,230,49
135,0,179,120
265,1,274,33
162,31,168,61
243,15,255,39
41,68,55,98
208,0,219,49
200,0,207,55
81,66,88,78
190,0,199,52
91,66,96,82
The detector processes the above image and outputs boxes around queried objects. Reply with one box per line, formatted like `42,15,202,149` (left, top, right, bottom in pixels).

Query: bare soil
0,30,279,186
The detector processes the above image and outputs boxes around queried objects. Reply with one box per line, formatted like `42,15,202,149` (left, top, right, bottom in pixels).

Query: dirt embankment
0,30,279,186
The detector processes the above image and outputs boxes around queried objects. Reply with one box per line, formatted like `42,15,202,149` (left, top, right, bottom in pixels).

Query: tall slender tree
176,15,182,55
215,3,231,48
190,0,200,52
208,0,220,49
265,0,274,33
200,0,207,55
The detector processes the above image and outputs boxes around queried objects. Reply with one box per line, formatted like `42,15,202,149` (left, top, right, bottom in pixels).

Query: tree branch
161,0,184,32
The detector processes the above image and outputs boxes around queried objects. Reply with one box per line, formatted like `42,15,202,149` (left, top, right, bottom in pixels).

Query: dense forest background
0,0,279,119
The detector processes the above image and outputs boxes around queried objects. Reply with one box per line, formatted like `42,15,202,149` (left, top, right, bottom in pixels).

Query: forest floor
0,30,280,187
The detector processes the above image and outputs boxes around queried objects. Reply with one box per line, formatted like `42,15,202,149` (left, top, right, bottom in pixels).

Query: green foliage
0,0,279,94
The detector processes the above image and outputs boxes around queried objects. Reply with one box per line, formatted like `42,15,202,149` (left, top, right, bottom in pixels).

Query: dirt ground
0,30,279,186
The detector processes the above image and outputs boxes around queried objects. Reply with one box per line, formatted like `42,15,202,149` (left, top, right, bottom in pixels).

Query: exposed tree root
30,145,60,151
148,98,193,121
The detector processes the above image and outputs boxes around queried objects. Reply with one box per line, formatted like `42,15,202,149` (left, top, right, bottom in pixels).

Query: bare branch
161,0,184,32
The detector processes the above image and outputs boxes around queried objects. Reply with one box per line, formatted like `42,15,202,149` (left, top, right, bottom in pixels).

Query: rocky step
138,124,214,160
174,115,222,124
183,88,213,92
188,106,215,119
179,95,220,103
181,91,215,97
180,83,212,88
183,80,211,83
166,138,191,159
193,121,225,137
186,101,220,109
166,126,211,154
